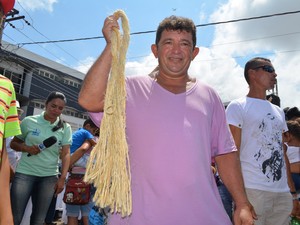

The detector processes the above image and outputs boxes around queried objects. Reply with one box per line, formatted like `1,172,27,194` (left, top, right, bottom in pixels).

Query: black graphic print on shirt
253,112,284,182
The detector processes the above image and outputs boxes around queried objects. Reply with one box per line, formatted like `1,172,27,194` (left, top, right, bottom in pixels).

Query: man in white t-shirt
226,57,297,225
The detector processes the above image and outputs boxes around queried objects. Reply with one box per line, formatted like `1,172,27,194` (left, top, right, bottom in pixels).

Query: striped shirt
0,75,21,164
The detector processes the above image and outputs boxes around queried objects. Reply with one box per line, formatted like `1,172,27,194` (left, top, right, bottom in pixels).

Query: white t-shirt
6,136,21,171
226,96,289,192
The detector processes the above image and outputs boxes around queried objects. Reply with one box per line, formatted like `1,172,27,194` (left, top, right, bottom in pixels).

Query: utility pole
0,0,22,45
0,6,4,43
0,8,25,46
5,8,24,22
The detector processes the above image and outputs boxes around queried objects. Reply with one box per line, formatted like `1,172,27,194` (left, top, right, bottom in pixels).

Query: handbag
63,173,91,205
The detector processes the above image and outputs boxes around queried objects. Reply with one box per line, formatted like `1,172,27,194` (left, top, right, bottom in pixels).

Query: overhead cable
18,10,300,46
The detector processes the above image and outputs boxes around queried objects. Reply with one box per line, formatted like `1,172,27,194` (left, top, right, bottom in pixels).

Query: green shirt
16,112,72,176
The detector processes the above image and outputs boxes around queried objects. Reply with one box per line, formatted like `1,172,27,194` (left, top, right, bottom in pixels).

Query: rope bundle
84,10,131,217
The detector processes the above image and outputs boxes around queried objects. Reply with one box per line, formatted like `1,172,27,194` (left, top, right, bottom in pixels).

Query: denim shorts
66,201,94,217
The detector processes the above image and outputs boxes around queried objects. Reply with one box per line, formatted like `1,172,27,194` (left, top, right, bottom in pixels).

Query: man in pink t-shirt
79,15,256,225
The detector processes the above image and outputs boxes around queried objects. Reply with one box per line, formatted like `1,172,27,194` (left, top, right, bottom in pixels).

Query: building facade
0,41,90,131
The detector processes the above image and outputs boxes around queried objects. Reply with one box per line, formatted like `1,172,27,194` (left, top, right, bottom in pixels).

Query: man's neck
151,71,195,94
247,87,267,100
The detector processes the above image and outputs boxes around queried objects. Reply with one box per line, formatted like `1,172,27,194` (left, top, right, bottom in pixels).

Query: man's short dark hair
287,119,300,140
155,15,197,49
266,94,280,107
244,57,271,84
285,107,300,120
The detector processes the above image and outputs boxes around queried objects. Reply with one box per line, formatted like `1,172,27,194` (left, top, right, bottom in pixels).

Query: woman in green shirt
10,91,72,225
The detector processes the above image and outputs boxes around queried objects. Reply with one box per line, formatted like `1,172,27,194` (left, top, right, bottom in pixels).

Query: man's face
250,62,277,90
151,29,199,77
86,124,98,136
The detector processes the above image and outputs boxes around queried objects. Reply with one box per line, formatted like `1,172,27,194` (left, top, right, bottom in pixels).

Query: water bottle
291,216,300,225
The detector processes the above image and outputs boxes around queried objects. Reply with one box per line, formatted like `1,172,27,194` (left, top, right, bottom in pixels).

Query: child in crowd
66,118,98,225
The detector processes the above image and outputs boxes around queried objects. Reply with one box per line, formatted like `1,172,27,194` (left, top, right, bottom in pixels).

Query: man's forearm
78,44,112,112
215,152,249,206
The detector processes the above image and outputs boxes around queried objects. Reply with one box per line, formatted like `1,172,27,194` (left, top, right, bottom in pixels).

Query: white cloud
75,57,95,74
17,0,57,12
209,0,300,56
202,0,300,108
76,54,158,76
126,54,157,76
189,48,248,104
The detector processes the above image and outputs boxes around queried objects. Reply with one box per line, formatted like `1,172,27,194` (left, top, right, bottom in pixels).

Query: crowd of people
1,14,300,225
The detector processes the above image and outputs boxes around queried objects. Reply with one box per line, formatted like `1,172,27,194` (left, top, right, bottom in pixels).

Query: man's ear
192,47,199,60
151,44,158,58
247,69,256,84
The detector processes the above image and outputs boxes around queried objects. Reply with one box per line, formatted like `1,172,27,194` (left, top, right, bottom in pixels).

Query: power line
196,10,300,27
209,31,300,47
3,1,83,68
5,22,73,65
17,10,300,46
24,20,83,64
16,0,33,25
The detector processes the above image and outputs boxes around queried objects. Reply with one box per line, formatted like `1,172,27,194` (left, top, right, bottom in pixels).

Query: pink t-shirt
90,75,235,225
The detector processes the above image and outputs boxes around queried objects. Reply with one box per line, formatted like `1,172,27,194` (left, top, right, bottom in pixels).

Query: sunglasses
253,65,275,73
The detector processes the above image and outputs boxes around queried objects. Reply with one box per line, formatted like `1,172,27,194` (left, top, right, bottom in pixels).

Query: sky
2,0,300,109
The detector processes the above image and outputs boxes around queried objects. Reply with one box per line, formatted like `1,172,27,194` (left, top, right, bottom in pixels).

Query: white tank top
287,145,300,164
